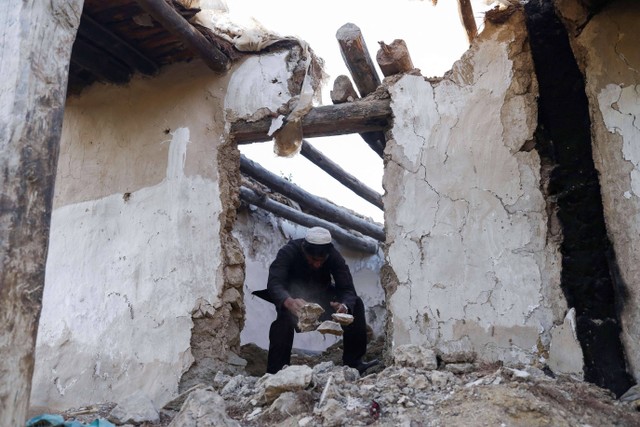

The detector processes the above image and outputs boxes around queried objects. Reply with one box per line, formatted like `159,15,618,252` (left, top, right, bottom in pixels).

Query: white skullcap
305,227,332,245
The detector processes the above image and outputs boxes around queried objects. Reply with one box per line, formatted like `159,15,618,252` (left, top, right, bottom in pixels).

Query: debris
331,313,354,326
317,320,343,336
296,303,325,332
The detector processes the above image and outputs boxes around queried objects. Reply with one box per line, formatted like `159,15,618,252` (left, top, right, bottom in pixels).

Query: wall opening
525,0,635,397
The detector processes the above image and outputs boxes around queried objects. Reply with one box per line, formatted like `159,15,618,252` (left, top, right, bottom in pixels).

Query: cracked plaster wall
383,11,567,366
233,206,385,353
31,47,320,410
556,0,640,382
31,61,237,410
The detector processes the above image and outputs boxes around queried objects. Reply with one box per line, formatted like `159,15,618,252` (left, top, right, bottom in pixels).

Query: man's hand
283,297,307,316
330,301,348,314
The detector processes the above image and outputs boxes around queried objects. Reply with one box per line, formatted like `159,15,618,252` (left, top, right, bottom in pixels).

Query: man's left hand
330,301,348,314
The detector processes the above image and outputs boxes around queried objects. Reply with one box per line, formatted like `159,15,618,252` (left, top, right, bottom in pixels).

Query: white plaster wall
233,207,385,353
32,62,231,410
559,0,640,382
384,13,564,365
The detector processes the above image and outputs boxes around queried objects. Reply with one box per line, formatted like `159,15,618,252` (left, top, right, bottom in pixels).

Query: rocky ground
49,337,640,427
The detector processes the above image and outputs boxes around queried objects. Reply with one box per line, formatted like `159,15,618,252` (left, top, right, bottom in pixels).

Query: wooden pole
335,23,387,157
136,0,230,73
376,39,414,77
240,187,379,254
300,140,383,210
0,1,82,424
230,99,391,144
240,155,385,241
457,0,478,44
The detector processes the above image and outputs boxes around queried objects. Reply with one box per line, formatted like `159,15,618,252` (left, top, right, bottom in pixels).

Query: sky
228,0,493,224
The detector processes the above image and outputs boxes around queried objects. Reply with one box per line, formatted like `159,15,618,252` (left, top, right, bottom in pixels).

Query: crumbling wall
233,205,385,353
31,61,239,410
555,0,640,383
383,11,568,366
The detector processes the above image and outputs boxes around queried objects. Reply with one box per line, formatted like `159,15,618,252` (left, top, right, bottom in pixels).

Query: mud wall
556,0,640,383
234,206,385,353
31,61,237,410
383,11,569,366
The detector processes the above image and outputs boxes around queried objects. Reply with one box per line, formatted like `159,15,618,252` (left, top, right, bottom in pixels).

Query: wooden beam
336,24,387,157
240,187,379,254
457,0,478,44
136,0,230,73
71,37,133,84
376,39,414,77
240,155,385,241
330,75,359,104
300,140,383,210
231,99,391,144
0,1,82,424
336,23,381,97
78,14,159,75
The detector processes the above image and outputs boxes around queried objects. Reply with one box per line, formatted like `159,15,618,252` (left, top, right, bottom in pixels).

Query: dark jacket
267,239,358,312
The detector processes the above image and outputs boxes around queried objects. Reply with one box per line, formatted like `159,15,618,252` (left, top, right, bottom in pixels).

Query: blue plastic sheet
26,414,115,427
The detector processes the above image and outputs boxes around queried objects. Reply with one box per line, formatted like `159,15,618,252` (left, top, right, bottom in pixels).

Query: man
263,226,378,375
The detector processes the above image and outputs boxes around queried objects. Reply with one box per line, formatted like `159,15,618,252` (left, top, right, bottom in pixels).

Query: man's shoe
354,359,379,375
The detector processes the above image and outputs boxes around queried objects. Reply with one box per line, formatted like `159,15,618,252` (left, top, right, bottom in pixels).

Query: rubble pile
53,343,640,427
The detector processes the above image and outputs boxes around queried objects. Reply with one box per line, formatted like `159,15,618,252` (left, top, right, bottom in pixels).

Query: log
336,23,381,97
135,0,230,73
376,39,414,77
240,155,385,241
330,75,359,104
71,37,133,84
240,187,379,254
78,14,159,75
231,99,391,144
336,24,387,157
300,140,383,210
457,0,478,44
0,1,82,424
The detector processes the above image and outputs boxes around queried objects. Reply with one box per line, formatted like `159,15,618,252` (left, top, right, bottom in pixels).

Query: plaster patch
598,84,640,196
224,53,292,119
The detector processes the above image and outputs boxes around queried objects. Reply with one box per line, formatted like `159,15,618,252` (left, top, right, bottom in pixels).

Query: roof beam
231,99,391,144
300,140,383,210
135,0,230,73
240,187,379,254
240,155,385,241
78,14,159,75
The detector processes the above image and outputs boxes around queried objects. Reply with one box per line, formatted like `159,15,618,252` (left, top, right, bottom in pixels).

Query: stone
331,313,354,326
107,390,159,425
163,383,207,411
254,365,313,404
436,338,476,363
297,303,325,332
168,388,240,427
317,320,343,336
444,363,475,375
393,344,438,370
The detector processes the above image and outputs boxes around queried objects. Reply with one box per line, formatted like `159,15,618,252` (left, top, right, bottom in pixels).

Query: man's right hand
283,297,307,316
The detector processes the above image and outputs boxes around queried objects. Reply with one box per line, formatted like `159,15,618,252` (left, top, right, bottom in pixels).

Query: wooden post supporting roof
240,155,385,241
136,0,230,73
240,187,379,254
0,1,82,424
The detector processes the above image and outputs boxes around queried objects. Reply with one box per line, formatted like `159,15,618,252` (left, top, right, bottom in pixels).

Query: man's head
302,227,333,269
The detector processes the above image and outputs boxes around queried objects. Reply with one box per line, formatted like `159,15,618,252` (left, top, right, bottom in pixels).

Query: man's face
304,253,328,270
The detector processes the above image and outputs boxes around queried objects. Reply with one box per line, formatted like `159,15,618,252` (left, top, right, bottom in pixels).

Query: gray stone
168,388,240,427
436,338,477,363
444,363,475,375
394,344,438,370
297,303,325,332
317,320,343,336
107,390,159,425
163,383,207,411
254,365,313,405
